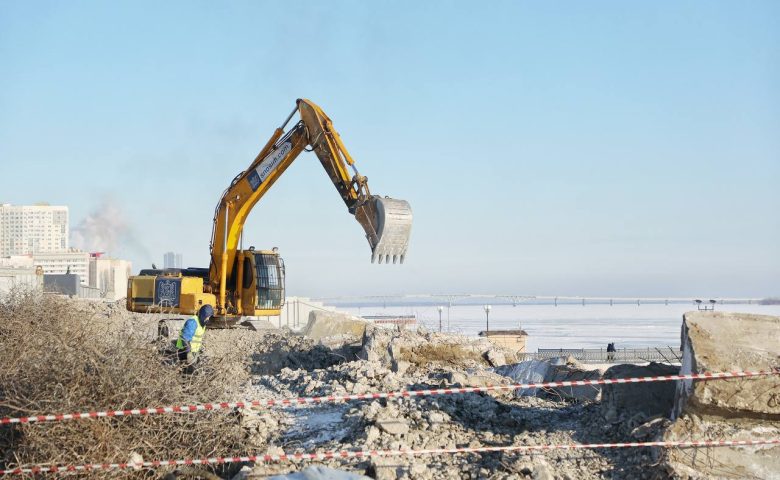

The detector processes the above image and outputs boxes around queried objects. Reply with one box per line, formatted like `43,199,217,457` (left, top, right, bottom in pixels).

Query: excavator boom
208,99,413,313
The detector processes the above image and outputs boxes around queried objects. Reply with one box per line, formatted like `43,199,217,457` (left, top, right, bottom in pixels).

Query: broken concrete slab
483,348,507,367
601,362,679,422
376,417,410,435
673,311,780,419
356,324,393,363
662,414,780,479
390,358,410,375
302,310,368,343
445,369,509,386
368,457,408,480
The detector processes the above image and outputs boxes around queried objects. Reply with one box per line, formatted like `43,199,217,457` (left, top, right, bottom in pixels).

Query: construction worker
176,304,213,373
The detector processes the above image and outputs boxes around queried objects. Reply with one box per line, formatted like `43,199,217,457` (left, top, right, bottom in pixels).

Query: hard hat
198,304,214,323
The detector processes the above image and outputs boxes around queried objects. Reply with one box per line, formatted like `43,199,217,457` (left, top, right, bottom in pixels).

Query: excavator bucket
354,196,413,264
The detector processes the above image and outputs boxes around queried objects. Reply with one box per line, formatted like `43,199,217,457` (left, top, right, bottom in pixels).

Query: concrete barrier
672,311,780,419
663,312,780,478
302,310,368,343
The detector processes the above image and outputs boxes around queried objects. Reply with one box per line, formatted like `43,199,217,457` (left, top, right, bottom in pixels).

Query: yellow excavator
126,99,413,326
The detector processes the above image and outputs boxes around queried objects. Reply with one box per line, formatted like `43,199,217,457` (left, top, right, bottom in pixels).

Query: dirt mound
398,343,486,367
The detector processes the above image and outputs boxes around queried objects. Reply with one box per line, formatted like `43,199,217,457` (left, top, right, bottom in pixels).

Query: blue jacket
180,317,198,342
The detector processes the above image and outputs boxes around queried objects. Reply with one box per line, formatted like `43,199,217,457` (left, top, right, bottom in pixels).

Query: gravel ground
84,300,673,479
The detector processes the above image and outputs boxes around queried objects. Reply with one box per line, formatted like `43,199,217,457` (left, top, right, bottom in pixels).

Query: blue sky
1,1,778,297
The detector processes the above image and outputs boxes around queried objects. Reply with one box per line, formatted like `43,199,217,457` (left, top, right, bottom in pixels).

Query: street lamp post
437,306,443,333
484,304,491,333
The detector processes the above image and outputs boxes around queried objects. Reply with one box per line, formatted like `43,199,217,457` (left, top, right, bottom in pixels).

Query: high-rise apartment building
163,251,183,269
0,203,68,256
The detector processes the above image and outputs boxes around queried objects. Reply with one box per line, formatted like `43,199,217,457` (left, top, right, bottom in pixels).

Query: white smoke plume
70,197,151,261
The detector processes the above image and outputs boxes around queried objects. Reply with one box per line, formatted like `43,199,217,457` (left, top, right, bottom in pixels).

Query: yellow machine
126,99,413,326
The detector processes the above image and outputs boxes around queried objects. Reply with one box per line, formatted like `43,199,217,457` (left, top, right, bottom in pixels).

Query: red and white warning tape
1,369,776,425
2,438,779,475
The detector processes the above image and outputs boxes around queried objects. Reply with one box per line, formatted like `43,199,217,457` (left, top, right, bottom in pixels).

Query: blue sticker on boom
247,142,292,191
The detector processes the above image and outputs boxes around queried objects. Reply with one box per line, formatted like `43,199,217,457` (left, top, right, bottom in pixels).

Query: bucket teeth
356,196,412,265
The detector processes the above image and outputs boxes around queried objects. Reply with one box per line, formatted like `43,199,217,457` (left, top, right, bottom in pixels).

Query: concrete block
376,416,410,435
302,310,368,342
662,311,780,478
356,324,394,363
662,414,780,479
673,311,780,419
601,362,679,422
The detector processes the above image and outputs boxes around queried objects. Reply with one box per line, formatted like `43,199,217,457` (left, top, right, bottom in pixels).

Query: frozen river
338,303,780,351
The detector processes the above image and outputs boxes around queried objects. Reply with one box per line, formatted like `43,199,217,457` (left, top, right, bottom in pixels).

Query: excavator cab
237,249,285,316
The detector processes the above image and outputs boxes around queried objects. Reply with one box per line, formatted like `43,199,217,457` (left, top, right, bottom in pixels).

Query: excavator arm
209,99,412,314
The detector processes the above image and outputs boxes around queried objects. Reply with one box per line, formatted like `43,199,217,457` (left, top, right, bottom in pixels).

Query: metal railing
517,346,682,364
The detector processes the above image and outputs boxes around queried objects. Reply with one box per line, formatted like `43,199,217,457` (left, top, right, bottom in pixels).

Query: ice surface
342,304,780,351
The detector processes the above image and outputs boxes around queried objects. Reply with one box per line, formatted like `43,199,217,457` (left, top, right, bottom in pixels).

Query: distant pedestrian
176,304,213,373
606,342,616,362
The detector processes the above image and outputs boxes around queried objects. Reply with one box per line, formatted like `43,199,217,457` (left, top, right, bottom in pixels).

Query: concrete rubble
191,321,675,479
76,301,780,479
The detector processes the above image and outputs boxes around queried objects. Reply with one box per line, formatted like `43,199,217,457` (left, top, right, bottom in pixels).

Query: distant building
0,204,135,298
0,265,43,295
0,255,34,268
478,329,529,353
0,203,68,256
32,249,90,285
163,251,183,269
89,253,132,300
